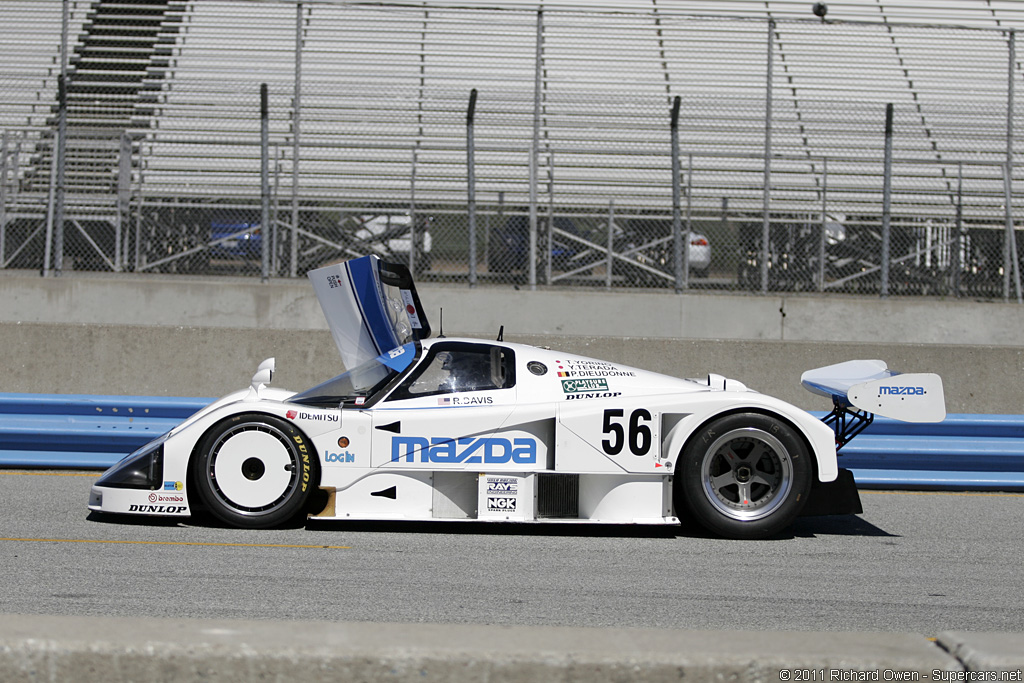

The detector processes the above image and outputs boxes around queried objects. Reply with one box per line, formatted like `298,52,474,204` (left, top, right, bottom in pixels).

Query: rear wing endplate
801,360,945,448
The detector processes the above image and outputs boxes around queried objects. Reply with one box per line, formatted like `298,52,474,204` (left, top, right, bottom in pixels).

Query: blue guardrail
0,393,212,468
1,394,1022,490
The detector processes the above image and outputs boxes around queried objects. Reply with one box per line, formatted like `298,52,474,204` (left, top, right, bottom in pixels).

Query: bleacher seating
2,0,1023,220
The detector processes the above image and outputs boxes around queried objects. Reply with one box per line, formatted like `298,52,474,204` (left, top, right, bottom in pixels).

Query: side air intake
537,473,579,519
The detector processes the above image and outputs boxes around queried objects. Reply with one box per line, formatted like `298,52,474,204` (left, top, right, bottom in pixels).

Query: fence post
761,19,775,294
605,200,615,290
43,132,56,277
492,190,505,273
545,152,555,285
410,146,418,276
467,88,478,287
54,74,68,276
528,9,543,291
686,154,694,277
42,0,71,277
116,133,132,272
61,0,69,74
1004,30,1022,303
670,95,685,292
260,83,270,282
881,103,893,298
133,166,144,271
290,2,302,279
0,131,7,268
818,157,828,291
954,162,963,297
272,145,282,276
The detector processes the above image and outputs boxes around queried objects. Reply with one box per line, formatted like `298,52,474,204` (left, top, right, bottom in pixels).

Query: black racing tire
191,413,317,529
676,412,812,540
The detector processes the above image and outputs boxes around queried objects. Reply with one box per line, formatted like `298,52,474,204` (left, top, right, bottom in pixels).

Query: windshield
287,342,417,408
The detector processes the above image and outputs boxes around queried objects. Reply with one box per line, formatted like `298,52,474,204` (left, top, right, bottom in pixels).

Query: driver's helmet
443,351,493,392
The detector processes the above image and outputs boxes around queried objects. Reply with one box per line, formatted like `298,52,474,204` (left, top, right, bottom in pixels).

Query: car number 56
601,408,652,456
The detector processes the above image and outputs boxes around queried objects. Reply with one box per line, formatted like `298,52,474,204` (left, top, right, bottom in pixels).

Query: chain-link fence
3,0,1024,300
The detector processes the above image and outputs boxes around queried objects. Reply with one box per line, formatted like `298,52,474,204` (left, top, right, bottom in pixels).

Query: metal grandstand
2,0,1024,298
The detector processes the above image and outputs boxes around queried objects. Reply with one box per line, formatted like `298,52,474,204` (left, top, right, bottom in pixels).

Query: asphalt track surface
2,470,1022,635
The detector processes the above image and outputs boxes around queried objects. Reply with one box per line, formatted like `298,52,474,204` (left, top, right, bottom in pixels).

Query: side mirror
251,357,276,390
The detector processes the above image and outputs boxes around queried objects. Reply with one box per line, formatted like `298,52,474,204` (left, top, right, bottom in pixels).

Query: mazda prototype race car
89,255,946,539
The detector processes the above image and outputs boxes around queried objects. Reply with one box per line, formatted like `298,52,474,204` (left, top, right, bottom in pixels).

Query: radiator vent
537,473,579,519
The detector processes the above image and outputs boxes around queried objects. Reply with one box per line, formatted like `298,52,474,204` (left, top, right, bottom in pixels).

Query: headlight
95,436,166,490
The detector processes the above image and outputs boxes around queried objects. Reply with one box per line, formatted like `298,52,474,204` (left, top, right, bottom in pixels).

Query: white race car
89,255,945,539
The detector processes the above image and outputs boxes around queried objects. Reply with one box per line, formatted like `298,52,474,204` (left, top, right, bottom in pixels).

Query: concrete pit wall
0,323,1017,414
1,271,1022,413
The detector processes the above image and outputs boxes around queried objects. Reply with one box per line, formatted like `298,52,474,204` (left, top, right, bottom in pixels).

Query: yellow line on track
0,537,350,550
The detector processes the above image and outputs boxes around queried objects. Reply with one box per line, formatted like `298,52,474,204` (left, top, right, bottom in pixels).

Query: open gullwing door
308,255,431,370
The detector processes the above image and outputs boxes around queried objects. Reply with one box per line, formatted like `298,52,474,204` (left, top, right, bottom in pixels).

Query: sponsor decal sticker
878,386,926,396
565,391,622,401
400,290,423,329
129,504,187,514
324,450,356,463
561,378,609,393
486,477,518,494
391,436,537,464
286,409,339,423
163,481,183,491
149,492,185,503
293,435,311,493
487,496,517,511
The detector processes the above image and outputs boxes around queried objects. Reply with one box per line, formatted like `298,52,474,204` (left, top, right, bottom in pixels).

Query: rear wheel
677,412,811,539
191,413,316,528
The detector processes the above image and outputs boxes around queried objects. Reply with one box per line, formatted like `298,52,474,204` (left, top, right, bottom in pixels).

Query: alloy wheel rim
699,427,793,522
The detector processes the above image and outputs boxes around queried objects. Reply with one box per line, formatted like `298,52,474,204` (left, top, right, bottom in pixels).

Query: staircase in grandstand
2,0,185,270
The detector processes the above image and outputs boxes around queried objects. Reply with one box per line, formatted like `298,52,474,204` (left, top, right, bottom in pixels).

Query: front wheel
191,413,317,528
676,412,812,539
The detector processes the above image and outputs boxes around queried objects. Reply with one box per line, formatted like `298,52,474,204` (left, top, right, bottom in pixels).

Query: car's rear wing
801,360,945,448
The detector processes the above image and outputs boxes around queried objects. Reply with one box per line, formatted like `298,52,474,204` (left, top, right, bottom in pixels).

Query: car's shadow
86,510,190,527
305,512,895,539
85,510,310,530
304,517,681,539
788,514,897,538
87,510,893,539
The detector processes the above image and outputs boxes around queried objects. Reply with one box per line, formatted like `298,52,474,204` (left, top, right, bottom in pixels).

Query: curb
1,614,1022,682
